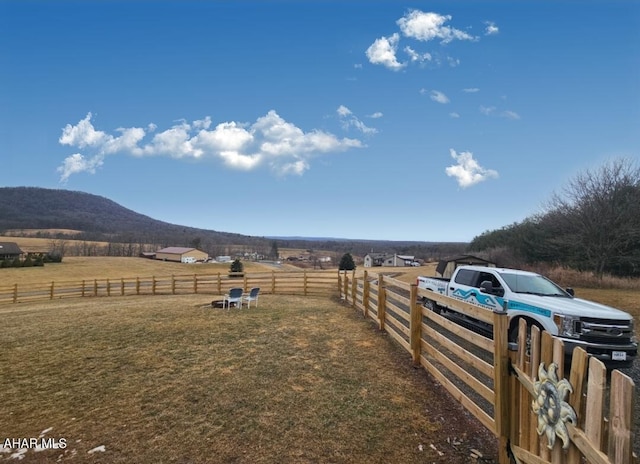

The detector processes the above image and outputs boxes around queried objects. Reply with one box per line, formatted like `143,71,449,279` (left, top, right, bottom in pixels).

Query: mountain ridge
0,187,467,258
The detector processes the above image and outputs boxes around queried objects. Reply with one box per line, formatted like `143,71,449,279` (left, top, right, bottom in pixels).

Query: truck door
450,269,502,311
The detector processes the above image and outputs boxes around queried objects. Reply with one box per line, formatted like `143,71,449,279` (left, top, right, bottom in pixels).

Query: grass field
0,294,496,463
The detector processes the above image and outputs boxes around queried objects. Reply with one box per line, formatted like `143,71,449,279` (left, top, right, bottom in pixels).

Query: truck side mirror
566,287,575,297
480,281,493,293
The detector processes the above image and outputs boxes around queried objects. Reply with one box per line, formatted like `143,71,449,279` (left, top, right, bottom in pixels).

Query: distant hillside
0,187,261,248
0,187,467,259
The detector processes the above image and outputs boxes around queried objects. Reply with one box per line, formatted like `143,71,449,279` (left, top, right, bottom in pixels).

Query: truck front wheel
422,298,441,314
508,317,543,350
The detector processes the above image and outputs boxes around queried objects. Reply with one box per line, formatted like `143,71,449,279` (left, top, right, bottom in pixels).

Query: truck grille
578,317,634,345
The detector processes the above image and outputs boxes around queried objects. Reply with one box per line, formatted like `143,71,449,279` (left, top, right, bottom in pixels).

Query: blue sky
2,1,639,242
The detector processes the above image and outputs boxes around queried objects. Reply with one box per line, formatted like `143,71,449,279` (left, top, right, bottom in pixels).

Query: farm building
155,247,208,263
436,255,496,278
0,242,23,260
364,253,415,268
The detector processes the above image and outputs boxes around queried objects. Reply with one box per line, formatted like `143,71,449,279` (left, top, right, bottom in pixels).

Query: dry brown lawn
0,294,496,463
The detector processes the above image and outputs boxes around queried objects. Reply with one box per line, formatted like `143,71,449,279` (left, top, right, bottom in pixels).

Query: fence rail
0,270,339,305
339,270,637,464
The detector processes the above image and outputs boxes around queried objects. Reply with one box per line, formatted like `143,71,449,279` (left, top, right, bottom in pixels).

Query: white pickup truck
417,265,638,368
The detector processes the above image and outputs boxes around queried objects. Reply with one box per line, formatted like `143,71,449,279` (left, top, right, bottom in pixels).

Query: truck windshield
498,272,569,297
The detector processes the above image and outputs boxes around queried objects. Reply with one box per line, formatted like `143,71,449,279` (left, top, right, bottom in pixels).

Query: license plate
612,351,627,361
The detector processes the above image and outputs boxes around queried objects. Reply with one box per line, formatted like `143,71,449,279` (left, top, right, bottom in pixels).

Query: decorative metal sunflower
531,362,577,450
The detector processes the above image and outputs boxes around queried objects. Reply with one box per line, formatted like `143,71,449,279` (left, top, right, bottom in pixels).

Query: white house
364,253,415,267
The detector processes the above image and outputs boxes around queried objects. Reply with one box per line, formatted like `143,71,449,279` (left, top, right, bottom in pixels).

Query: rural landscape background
1,171,639,461
2,1,639,461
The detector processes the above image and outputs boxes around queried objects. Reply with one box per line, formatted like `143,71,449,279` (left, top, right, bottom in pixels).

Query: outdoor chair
243,287,260,309
223,287,244,309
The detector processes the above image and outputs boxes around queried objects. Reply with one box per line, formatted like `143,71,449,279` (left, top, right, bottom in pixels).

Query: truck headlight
553,314,581,339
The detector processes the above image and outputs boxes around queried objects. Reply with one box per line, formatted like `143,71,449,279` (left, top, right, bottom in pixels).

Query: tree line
468,158,640,278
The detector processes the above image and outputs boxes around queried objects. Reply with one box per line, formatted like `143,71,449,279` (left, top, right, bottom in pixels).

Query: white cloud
59,113,109,148
368,112,383,119
485,21,499,36
479,106,521,120
57,111,364,180
449,112,460,118
337,106,378,135
430,90,450,104
337,105,352,117
501,110,521,120
397,10,475,44
366,10,482,71
404,46,432,63
463,88,480,93
447,56,461,67
445,149,498,188
480,105,496,116
365,33,405,71
57,153,104,183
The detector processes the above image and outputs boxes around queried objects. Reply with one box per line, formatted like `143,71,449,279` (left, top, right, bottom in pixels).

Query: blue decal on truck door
506,301,551,317
452,288,500,309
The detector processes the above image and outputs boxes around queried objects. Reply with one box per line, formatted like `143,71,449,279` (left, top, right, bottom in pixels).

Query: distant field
0,256,301,287
0,235,110,253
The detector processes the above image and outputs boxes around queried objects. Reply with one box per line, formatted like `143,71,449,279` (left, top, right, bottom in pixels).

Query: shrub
22,255,34,267
229,258,244,273
339,253,356,271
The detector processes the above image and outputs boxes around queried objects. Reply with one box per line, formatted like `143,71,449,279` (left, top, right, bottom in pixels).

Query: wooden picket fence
339,270,637,464
0,270,338,305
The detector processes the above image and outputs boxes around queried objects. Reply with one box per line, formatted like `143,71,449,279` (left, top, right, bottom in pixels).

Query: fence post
171,275,176,295
362,271,369,318
343,271,349,301
13,283,17,304
350,270,357,307
136,277,140,295
304,271,308,296
152,276,156,295
217,273,221,294
107,279,111,297
410,284,421,366
272,271,276,294
493,306,510,464
81,280,85,297
377,275,386,331
93,279,97,297
50,281,54,300
193,274,198,294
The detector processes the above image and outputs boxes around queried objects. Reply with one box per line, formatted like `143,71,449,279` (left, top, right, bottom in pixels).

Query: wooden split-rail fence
0,270,338,305
339,270,637,464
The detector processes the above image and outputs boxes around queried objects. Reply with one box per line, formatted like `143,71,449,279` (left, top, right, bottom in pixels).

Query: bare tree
49,238,68,258
546,157,640,278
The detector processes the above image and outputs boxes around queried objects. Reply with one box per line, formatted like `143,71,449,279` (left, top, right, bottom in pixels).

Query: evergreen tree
339,253,356,271
230,258,244,273
270,241,279,260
